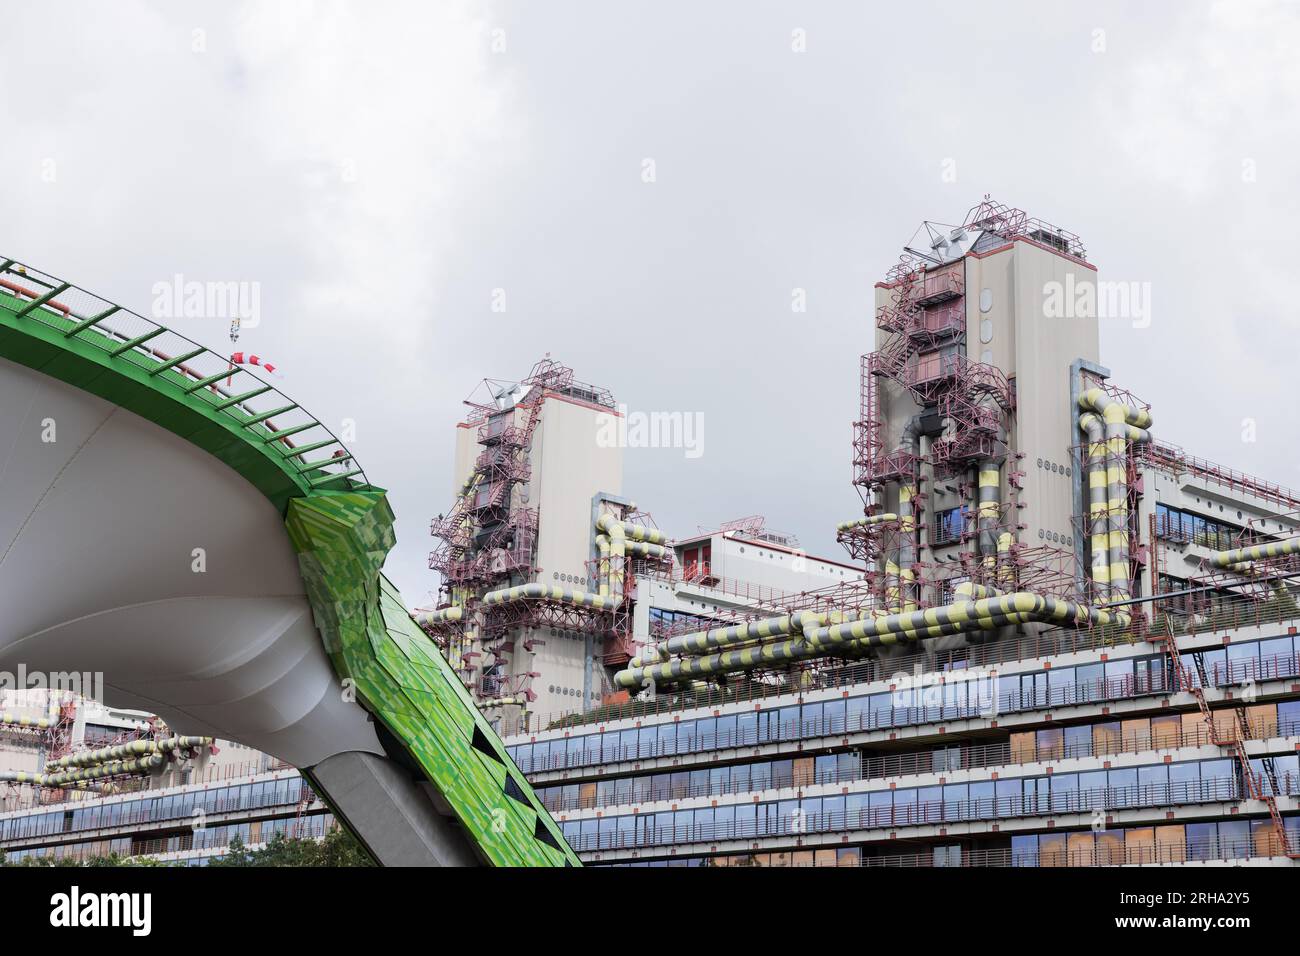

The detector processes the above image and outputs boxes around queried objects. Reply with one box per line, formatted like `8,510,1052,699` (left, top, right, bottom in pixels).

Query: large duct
44,735,212,772
594,534,669,599
1077,389,1152,603
0,710,55,731
1209,538,1300,570
835,514,899,533
614,592,1126,688
975,421,1008,581
413,606,463,626
480,582,619,611
629,610,846,668
1,754,165,789
428,520,660,624
421,515,661,624
595,513,665,600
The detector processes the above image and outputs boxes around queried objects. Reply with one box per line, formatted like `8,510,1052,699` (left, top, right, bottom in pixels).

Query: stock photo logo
595,403,705,460
0,665,104,703
151,274,261,331
890,667,1001,720
1041,275,1152,329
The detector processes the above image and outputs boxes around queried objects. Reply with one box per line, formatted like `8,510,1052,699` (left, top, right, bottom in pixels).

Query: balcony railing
561,777,1248,853
535,714,1300,813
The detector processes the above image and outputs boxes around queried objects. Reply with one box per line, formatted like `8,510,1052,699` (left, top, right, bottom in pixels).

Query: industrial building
428,199,1300,867
3,198,1300,869
423,362,861,726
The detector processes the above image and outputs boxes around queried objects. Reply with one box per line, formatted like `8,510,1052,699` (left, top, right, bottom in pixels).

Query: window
1012,834,1039,867
933,507,963,546
1036,727,1064,760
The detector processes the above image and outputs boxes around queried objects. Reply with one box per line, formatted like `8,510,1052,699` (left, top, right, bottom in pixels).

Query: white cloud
3,0,1298,599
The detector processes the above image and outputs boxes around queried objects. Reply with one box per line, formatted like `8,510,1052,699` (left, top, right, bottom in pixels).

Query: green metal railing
0,257,370,495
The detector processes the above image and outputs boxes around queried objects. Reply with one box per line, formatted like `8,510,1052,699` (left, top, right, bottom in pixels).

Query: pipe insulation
412,605,463,627
1209,538,1300,570
618,611,1039,688
629,610,852,668
1,754,165,789
836,514,899,533
481,582,620,610
0,711,55,731
593,532,666,598
1077,389,1152,603
0,693,61,731
615,592,1127,688
976,421,1008,580
429,516,663,619
44,735,212,771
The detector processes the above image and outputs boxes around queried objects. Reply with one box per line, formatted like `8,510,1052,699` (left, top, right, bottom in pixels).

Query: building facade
0,689,336,865
4,199,1299,869
499,201,1300,868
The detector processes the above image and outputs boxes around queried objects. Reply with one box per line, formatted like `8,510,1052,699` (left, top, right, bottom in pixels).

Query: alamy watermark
1042,275,1151,329
151,274,261,328
0,665,104,703
596,403,704,460
890,665,1000,719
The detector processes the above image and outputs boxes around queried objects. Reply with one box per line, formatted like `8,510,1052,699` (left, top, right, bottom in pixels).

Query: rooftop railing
0,258,370,493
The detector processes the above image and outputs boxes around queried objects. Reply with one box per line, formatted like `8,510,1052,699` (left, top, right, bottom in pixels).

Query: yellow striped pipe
1210,538,1300,570
595,534,612,597
413,605,464,627
626,540,670,559
481,582,618,611
478,697,527,709
977,441,1005,575
955,580,1002,600
427,516,661,649
884,558,902,612
631,610,827,667
605,521,627,596
45,736,213,772
595,514,666,545
836,514,899,533
1,754,166,789
0,711,56,730
898,483,918,612
996,531,1014,589
614,592,1126,688
1078,391,1153,603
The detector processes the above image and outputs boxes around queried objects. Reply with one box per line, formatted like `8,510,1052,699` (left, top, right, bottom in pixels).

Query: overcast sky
5,1,1298,603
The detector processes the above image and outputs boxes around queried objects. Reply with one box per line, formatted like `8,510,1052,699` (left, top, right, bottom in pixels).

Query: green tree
211,834,256,867
208,827,373,867
314,826,374,867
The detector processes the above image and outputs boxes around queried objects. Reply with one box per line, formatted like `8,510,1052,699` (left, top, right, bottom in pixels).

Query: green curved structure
0,257,576,867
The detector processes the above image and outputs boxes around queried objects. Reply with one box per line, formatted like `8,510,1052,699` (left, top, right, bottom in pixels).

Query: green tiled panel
284,492,578,866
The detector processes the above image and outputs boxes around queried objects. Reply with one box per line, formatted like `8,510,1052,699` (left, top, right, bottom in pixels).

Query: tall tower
852,199,1100,625
430,359,624,725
